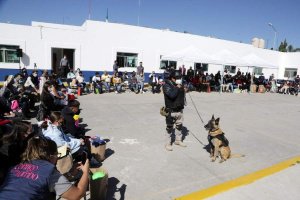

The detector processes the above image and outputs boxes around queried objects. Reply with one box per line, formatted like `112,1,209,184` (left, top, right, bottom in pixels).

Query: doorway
51,48,75,74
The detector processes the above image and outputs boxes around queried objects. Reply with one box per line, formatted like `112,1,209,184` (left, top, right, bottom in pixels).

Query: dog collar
209,128,223,136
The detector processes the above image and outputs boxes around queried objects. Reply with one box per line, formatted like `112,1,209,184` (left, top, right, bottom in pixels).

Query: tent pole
220,65,224,93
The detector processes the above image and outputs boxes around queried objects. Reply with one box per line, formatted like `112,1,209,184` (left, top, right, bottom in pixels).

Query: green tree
277,39,300,52
287,45,293,52
278,39,288,52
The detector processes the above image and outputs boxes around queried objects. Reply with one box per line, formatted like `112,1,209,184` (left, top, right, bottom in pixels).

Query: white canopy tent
161,46,216,64
161,47,278,78
240,53,278,69
209,49,245,66
208,50,278,79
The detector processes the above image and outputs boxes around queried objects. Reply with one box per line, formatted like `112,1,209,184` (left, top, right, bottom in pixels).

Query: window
284,68,297,79
0,50,3,62
224,65,236,74
253,67,263,75
116,52,138,68
160,60,177,69
195,63,208,72
160,60,168,69
0,45,20,63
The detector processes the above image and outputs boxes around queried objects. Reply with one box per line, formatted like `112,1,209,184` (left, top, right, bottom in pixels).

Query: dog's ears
215,118,220,125
212,115,215,120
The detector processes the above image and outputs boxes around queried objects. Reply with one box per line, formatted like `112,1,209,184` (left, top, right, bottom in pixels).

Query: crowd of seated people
1,70,40,120
172,65,299,95
276,75,300,96
91,70,163,94
0,68,103,199
183,67,253,93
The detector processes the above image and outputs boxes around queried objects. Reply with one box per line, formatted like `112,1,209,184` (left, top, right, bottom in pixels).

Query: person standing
179,65,186,76
163,70,187,151
136,62,144,93
59,55,70,78
187,66,194,80
294,75,300,96
113,60,119,73
136,62,144,77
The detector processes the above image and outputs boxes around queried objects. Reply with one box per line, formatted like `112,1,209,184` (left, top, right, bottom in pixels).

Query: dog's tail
230,153,245,158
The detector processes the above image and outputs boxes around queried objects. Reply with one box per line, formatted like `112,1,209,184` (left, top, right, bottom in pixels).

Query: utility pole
268,23,277,50
88,0,91,20
138,0,141,26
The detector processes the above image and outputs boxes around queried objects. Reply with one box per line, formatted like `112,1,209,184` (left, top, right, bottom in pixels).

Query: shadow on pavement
106,177,127,200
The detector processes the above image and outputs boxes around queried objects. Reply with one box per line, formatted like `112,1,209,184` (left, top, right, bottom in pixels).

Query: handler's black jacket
163,79,185,111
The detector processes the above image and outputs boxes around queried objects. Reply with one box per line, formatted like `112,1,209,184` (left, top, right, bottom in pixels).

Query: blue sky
1,0,299,49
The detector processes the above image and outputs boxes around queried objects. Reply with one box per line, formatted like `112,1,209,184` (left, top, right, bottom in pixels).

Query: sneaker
115,91,118,94
165,144,173,151
174,141,187,147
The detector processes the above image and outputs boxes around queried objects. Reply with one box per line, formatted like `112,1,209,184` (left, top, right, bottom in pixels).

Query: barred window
0,45,20,63
284,68,297,79
224,65,236,74
116,52,138,68
253,67,263,75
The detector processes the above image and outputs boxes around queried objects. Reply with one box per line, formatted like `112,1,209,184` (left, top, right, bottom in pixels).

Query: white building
0,20,299,81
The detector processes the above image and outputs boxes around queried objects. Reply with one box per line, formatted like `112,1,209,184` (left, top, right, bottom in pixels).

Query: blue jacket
42,122,81,154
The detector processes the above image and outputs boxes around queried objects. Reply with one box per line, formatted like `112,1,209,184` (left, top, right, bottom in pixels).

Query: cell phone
81,152,87,165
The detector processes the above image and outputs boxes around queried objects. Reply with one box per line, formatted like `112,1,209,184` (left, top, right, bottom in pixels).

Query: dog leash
188,92,205,124
187,92,207,147
189,130,206,146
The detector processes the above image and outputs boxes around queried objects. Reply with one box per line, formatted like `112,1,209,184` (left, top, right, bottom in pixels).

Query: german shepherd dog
204,115,231,163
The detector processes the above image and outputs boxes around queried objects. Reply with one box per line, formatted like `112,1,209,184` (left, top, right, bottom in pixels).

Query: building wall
1,20,300,81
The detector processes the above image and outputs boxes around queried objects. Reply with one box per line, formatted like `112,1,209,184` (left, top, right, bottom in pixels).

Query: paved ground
73,91,300,200
207,163,300,200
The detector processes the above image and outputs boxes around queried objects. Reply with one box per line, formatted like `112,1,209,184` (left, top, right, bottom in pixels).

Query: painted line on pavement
175,155,300,200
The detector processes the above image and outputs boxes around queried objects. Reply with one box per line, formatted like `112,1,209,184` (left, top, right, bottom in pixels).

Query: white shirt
92,76,101,82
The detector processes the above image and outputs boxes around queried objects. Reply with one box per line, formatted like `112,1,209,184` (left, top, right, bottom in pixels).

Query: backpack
10,100,20,111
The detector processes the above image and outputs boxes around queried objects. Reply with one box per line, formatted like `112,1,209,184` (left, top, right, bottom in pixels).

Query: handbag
56,145,73,174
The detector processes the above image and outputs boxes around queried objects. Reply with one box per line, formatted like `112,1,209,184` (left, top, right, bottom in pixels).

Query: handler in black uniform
163,70,187,151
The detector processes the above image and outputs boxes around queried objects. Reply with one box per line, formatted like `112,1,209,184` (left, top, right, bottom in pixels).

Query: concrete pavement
70,91,300,199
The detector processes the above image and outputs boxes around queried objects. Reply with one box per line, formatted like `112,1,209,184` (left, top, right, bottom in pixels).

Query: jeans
93,82,103,94
114,84,122,93
103,82,110,92
138,81,144,92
